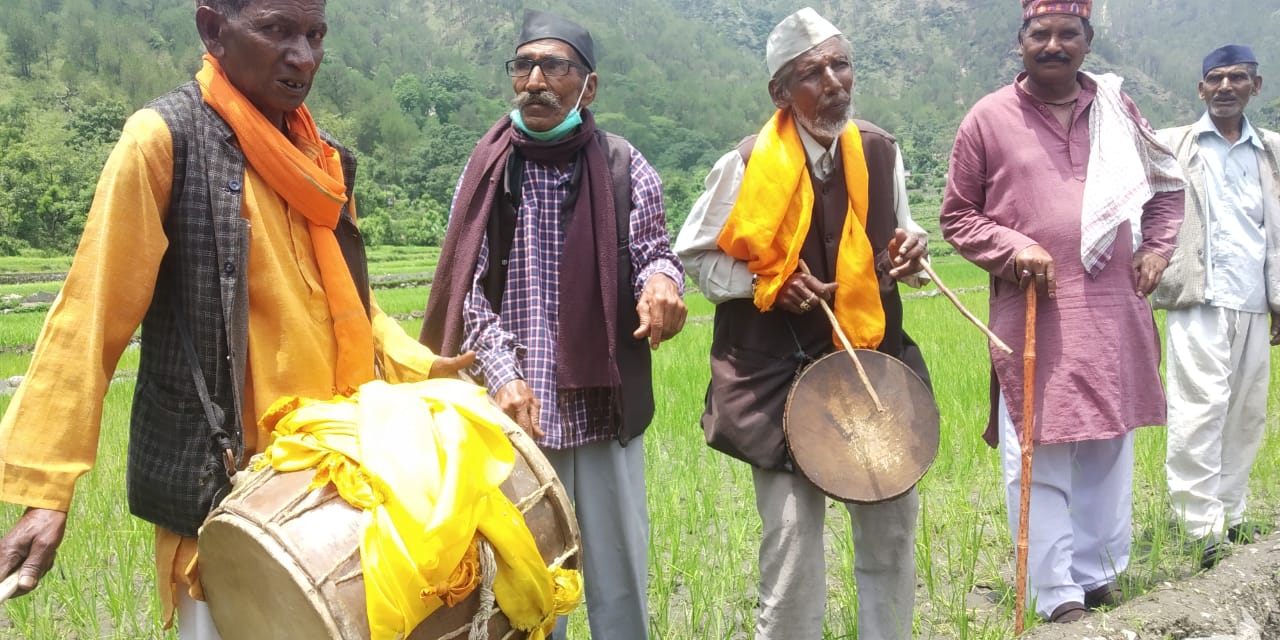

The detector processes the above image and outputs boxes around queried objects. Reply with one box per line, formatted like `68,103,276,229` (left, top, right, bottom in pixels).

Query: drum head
784,350,939,504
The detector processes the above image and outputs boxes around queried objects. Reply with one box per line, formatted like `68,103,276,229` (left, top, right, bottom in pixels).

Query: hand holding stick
797,260,884,413
0,572,21,605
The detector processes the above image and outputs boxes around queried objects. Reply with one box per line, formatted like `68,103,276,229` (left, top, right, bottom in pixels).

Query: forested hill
1,0,1278,253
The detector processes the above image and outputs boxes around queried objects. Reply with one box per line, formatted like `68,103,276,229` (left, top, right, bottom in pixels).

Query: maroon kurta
940,73,1184,446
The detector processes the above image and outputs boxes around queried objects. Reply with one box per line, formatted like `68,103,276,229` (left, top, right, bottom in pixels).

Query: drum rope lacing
470,540,498,640
437,477,582,640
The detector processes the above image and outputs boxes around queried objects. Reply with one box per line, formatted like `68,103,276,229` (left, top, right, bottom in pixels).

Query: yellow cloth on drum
257,379,582,640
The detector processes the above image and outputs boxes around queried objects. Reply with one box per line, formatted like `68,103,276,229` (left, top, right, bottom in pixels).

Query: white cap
766,7,842,78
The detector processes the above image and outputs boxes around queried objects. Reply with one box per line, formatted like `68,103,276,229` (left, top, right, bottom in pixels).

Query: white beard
795,100,855,142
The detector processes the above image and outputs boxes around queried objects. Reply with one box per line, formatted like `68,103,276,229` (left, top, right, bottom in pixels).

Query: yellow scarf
196,54,374,392
258,380,582,640
716,110,885,348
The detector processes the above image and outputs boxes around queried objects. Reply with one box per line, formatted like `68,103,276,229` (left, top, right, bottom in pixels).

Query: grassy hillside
0,0,1277,254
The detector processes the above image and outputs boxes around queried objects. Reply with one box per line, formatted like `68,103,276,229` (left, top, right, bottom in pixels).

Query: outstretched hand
0,508,67,598
427,350,476,379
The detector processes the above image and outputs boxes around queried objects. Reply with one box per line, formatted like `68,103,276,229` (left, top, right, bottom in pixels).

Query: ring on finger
799,300,812,312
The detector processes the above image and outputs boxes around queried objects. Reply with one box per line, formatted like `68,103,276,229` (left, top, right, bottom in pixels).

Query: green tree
2,12,42,78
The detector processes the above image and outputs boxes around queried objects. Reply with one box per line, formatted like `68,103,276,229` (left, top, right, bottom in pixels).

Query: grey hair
770,34,854,102
196,0,253,15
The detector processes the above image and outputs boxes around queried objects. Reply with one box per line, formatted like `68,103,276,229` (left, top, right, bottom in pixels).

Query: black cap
1202,44,1258,78
517,9,595,71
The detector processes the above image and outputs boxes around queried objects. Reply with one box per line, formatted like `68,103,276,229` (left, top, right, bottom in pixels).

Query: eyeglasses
505,57,585,78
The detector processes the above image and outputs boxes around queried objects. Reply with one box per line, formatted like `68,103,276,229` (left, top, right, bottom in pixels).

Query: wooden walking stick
1014,284,1038,634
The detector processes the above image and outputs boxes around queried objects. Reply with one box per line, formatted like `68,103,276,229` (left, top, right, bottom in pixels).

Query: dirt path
1027,534,1280,639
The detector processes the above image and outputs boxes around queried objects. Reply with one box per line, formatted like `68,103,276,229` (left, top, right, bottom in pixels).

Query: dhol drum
783,349,940,504
198,425,580,640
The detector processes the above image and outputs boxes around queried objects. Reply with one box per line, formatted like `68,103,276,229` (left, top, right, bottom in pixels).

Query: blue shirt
1193,111,1268,313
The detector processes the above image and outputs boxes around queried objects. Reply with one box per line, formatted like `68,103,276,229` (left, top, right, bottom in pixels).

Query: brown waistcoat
702,120,932,471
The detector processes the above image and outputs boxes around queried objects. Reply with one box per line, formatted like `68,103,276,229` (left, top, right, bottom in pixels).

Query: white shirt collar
796,124,842,179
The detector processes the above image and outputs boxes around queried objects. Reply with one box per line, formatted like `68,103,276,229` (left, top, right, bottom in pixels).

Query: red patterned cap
1022,0,1092,20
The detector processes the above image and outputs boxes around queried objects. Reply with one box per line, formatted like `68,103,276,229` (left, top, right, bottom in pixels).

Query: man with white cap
940,0,1184,623
1154,44,1279,569
676,8,930,638
423,9,686,639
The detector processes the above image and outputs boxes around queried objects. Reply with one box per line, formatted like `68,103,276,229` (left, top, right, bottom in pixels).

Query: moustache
514,90,561,110
1035,53,1072,64
818,92,852,112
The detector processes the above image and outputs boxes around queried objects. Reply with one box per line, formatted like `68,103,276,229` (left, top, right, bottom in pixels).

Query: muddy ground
1026,533,1280,640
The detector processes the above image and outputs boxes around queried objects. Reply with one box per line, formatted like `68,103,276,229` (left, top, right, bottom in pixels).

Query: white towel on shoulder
1080,72,1185,275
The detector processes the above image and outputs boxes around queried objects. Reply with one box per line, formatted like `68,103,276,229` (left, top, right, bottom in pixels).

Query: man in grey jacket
1154,44,1280,569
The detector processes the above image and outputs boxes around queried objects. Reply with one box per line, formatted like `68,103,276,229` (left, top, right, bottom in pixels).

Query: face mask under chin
511,76,591,142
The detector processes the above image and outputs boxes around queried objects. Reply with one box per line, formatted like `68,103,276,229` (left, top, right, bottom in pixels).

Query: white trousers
177,591,222,640
998,394,1133,618
543,437,649,640
751,467,917,640
1165,305,1271,540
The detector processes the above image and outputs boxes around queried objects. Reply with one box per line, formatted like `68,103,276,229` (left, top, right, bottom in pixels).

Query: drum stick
1014,285,1038,634
797,260,884,413
0,571,23,605
919,262,1013,354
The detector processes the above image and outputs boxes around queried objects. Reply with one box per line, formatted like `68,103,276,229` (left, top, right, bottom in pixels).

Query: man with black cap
941,0,1184,624
422,9,686,639
1154,45,1279,569
676,8,931,638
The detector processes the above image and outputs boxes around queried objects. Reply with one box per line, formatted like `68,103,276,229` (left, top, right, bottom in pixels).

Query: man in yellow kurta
0,1,470,638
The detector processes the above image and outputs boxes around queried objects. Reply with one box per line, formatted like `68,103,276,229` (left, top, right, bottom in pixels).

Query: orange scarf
716,110,885,348
196,54,374,392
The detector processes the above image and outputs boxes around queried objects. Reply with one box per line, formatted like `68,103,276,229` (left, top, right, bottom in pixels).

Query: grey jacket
130,82,367,536
1152,122,1280,313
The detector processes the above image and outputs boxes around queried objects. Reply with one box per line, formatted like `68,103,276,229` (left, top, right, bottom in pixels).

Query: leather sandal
1227,523,1263,545
1084,582,1123,609
1048,601,1086,623
1200,540,1229,569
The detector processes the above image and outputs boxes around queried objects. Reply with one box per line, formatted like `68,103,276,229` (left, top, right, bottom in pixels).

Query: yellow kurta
0,108,442,626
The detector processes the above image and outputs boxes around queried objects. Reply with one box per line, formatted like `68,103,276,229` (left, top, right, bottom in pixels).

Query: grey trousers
544,437,649,640
752,467,918,639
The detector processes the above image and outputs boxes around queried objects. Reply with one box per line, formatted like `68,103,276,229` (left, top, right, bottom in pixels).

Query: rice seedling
370,285,432,318
0,312,51,349
0,255,1275,640
0,256,74,275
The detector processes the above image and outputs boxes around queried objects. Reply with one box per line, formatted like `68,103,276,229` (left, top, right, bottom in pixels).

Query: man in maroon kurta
940,0,1184,624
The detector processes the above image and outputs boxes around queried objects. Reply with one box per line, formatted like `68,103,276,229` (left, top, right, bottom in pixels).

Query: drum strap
171,303,239,485
783,317,817,373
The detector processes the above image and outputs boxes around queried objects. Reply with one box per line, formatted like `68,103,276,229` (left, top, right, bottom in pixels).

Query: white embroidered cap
766,7,842,78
